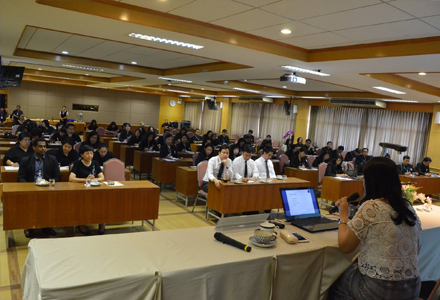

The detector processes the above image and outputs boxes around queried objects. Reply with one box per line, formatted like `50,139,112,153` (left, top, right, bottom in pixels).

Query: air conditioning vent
238,96,273,103
329,98,387,108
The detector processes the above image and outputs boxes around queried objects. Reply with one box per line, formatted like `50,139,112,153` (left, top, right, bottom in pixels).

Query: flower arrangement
402,184,432,210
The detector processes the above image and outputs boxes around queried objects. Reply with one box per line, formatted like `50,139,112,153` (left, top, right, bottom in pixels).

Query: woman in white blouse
329,157,421,300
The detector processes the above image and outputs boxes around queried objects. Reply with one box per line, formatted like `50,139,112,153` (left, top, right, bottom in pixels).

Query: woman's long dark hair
363,157,416,226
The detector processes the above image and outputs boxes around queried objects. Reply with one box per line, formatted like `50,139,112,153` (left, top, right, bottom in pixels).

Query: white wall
8,82,160,125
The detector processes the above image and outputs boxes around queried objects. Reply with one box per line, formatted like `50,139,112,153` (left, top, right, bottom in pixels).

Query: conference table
133,150,160,179
120,144,138,166
284,167,319,191
321,176,364,202
1,166,131,182
206,178,310,218
399,174,440,195
0,141,62,149
175,166,198,206
151,158,193,186
2,181,160,249
108,140,127,159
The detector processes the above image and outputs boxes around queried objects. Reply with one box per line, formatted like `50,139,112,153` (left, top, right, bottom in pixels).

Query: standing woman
329,157,421,300
59,106,69,126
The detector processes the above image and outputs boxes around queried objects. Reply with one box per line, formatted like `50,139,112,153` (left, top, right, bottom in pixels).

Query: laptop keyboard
292,217,337,227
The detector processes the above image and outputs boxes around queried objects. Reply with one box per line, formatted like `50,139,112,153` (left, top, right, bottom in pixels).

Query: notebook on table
279,187,339,232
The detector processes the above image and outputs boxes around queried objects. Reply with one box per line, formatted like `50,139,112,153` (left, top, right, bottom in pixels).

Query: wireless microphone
214,232,252,252
329,192,360,214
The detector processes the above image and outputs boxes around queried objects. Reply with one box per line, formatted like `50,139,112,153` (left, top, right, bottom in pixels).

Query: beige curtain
200,102,222,133
260,104,296,143
230,103,263,138
184,102,203,129
310,106,431,164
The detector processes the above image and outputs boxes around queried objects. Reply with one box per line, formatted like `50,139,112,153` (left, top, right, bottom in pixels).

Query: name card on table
4,166,19,170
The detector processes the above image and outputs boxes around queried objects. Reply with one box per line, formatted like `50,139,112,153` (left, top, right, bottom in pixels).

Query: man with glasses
355,148,372,174
3,132,33,166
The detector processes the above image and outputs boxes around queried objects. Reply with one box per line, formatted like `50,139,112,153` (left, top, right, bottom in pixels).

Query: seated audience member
245,130,255,144
146,126,156,135
176,135,191,152
332,145,344,159
344,148,360,161
396,155,414,175
289,147,310,169
52,138,79,167
328,157,421,300
55,121,64,132
38,120,55,135
139,132,159,151
93,144,113,166
3,132,33,166
325,154,347,177
157,128,170,146
159,134,178,158
18,138,60,238
30,128,43,141
237,138,246,152
415,157,432,175
0,107,6,126
16,118,35,135
243,134,252,146
17,114,26,127
211,132,220,146
195,143,214,166
312,149,331,168
282,138,293,152
127,128,143,146
107,121,119,132
355,148,372,174
197,137,212,152
69,145,105,235
174,128,188,142
232,145,259,182
50,127,66,143
260,135,272,149
201,144,234,192
229,144,241,160
321,141,333,154
81,131,102,151
118,123,133,142
161,119,169,128
304,139,316,155
218,129,230,145
203,130,213,140
86,119,98,131
118,123,127,134
61,123,81,145
190,128,202,143
295,137,304,148
255,146,277,179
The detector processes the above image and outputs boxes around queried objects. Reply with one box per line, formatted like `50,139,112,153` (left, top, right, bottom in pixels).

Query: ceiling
1,0,440,103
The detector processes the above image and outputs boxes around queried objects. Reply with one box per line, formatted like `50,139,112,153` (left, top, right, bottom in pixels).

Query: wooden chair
96,127,106,136
74,142,81,153
11,125,19,135
271,141,279,147
278,154,289,174
256,139,263,146
418,277,440,300
103,158,126,181
276,149,285,157
192,152,199,166
192,161,209,219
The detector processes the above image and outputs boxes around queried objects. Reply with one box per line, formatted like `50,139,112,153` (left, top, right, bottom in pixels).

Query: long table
175,166,198,206
108,140,127,159
1,166,131,182
120,144,138,166
207,178,310,217
284,167,319,190
399,174,440,195
133,150,160,179
151,158,193,185
321,176,364,202
2,181,160,249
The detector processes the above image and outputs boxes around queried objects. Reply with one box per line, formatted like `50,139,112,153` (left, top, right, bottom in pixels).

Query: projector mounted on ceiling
329,98,387,109
280,73,306,84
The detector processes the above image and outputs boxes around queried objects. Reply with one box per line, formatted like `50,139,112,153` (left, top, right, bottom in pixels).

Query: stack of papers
104,181,124,186
4,166,19,171
164,158,177,162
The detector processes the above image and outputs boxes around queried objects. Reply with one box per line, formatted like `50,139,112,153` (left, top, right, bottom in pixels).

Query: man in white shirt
255,146,277,179
232,145,258,182
202,144,234,192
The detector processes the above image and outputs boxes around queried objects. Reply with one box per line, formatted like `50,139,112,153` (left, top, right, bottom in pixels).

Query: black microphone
214,232,251,252
329,192,360,214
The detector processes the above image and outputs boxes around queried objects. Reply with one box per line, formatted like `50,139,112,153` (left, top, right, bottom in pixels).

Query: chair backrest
103,158,126,181
316,148,322,156
307,156,316,167
197,161,209,190
154,128,159,135
96,127,106,135
192,152,199,166
69,162,74,172
11,125,19,135
341,151,346,160
352,158,356,166
258,149,263,156
318,162,328,184
232,134,239,140
276,149,285,157
256,139,263,146
272,141,279,147
172,129,178,136
278,154,289,174
187,132,194,138
74,142,81,153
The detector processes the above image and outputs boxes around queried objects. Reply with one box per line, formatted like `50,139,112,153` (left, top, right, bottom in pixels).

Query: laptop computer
279,187,339,232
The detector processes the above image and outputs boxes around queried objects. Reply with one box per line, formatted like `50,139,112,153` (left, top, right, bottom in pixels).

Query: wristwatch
338,221,348,226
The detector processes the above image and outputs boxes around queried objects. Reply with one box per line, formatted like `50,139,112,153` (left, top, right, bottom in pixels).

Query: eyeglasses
22,140,31,143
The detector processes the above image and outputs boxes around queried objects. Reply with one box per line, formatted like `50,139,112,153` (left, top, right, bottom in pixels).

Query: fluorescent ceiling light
61,51,68,54
39,75,70,80
282,66,330,76
87,85,107,89
267,96,286,98
158,77,192,83
131,61,137,65
382,99,418,103
179,95,191,97
373,86,406,94
302,96,327,99
167,89,189,93
418,72,427,75
85,74,89,76
220,95,238,97
233,87,260,94
128,33,204,50
281,29,291,34
62,64,104,72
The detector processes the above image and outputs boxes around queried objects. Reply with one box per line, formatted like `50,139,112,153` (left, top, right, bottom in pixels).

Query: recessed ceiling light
167,89,189,93
281,29,291,34
382,99,418,103
282,86,287,88
131,61,137,65
418,72,427,75
158,77,192,83
373,86,406,94
128,32,204,50
233,87,260,94
61,51,68,54
167,83,171,86
201,88,204,90
62,64,104,72
282,66,330,76
302,96,327,99
38,68,42,71
85,74,89,76
244,79,247,82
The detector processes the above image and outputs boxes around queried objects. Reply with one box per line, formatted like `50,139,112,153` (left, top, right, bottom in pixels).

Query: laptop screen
279,187,321,220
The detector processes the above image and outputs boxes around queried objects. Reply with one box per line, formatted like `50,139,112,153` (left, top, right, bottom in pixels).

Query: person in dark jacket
345,148,360,162
157,128,170,146
81,131,102,151
86,119,98,131
3,132,33,166
289,147,310,169
107,122,119,132
49,138,79,167
93,144,114,166
118,123,133,142
195,143,214,166
355,148,373,174
127,128,143,146
218,129,230,145
159,134,178,158
312,149,331,168
325,154,347,177
176,135,191,152
396,155,414,175
139,132,159,151
415,157,432,175
174,128,188,142
260,135,272,149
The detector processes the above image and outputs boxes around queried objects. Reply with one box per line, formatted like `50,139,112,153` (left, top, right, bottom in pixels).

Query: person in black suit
11,105,23,125
244,130,255,144
160,134,178,158
289,147,310,169
157,128,170,146
61,123,82,145
17,138,61,238
260,135,272,149
190,128,202,143
396,155,414,175
195,143,214,166
119,123,133,142
312,149,331,168
176,135,191,152
355,148,372,174
304,139,316,155
332,145,344,159
86,119,98,131
93,144,114,166
321,141,333,155
325,154,347,177
174,128,188,142
218,129,230,145
415,157,432,175
107,121,119,132
127,128,143,146
139,132,159,151
345,148,360,162
49,138,79,167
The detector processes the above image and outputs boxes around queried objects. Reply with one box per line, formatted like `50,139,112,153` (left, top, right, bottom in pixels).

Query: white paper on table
146,151,159,153
104,181,124,186
60,166,69,171
333,177,352,180
4,166,19,170
163,158,177,162
9,141,16,144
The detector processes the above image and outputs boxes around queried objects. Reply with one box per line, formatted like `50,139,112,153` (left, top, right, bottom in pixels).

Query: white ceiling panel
261,0,382,21
25,29,72,52
54,36,105,56
171,83,230,91
79,41,135,59
336,19,440,43
281,32,353,49
120,0,196,13
248,21,324,40
146,51,189,61
248,79,360,92
399,73,440,89
168,0,252,23
422,15,440,29
211,8,291,32
124,46,161,56
17,27,37,49
386,0,440,18
302,4,413,31
102,52,146,64
233,0,281,7
172,56,217,64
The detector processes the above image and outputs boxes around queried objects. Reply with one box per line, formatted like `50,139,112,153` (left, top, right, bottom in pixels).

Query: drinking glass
85,178,91,187
49,178,55,189
282,175,287,182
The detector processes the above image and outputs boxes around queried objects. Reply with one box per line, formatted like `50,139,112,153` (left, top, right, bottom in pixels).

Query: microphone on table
214,232,252,252
329,192,360,214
